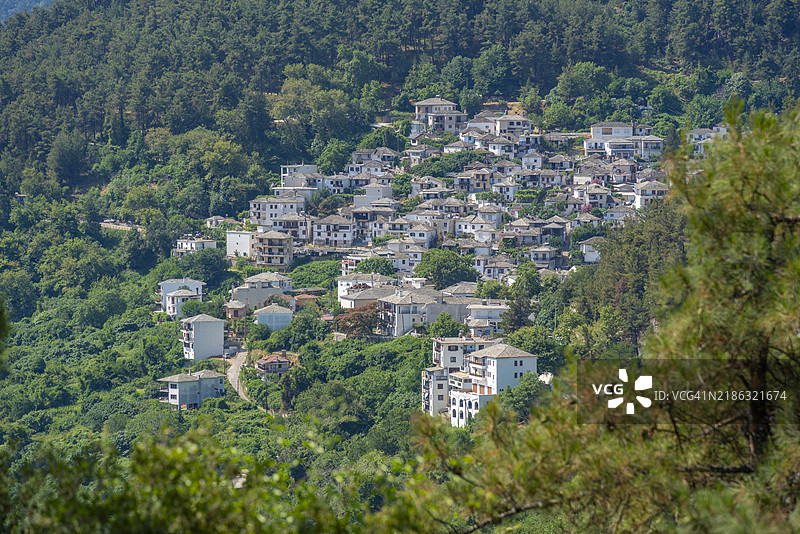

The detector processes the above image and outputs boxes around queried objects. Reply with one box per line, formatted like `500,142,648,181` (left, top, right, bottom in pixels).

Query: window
514,372,518,378
514,360,518,367
170,384,177,389
437,383,443,390
437,395,444,401
452,410,456,418
448,345,458,351
170,394,177,400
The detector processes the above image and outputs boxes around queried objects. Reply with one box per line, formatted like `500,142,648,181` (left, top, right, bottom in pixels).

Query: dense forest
1,0,800,531
0,0,798,197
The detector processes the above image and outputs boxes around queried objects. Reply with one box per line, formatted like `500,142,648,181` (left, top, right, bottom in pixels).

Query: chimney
281,350,287,358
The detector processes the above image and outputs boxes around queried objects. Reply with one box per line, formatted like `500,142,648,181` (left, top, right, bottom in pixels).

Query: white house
165,289,201,318
491,179,520,201
337,273,397,299
447,344,538,427
158,278,205,315
634,181,669,209
432,336,501,374
158,370,226,409
466,302,509,336
312,215,354,247
579,236,605,263
253,303,294,332
226,230,253,257
180,314,225,361
231,272,292,310
522,151,544,169
249,192,306,227
281,163,318,182
172,237,216,258
354,183,393,208
604,204,635,224
414,97,467,133
493,114,532,137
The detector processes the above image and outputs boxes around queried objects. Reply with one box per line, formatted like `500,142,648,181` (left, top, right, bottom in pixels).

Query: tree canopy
413,249,478,290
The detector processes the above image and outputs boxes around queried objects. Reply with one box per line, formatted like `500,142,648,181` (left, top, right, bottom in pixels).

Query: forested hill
0,0,798,187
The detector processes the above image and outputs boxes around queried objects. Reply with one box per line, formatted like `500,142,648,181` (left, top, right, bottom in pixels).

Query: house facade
180,314,225,360
158,370,226,409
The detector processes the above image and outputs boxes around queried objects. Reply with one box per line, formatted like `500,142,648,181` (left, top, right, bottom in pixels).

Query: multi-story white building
158,370,226,409
252,230,293,267
448,344,538,427
249,192,306,227
466,302,509,336
231,272,292,310
421,366,450,417
354,183,393,207
157,278,205,315
634,181,669,209
164,289,202,318
493,114,532,137
226,230,253,257
414,97,467,133
584,122,663,159
180,314,225,361
172,236,216,258
271,212,315,242
337,273,397,298
312,215,354,247
281,163,319,182
432,337,502,374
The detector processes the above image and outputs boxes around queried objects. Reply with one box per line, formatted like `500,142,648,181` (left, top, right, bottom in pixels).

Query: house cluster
422,339,542,427
337,275,512,337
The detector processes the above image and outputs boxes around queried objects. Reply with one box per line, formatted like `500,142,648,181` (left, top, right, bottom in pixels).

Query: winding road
226,350,267,412
226,351,250,401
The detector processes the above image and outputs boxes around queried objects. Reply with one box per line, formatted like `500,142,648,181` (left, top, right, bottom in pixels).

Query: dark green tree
413,249,478,290
354,258,395,277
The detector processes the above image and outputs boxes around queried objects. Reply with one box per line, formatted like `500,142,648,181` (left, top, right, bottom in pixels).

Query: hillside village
160,98,724,423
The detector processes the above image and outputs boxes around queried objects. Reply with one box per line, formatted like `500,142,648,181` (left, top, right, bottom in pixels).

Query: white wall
187,321,224,361
226,231,253,257
255,311,293,332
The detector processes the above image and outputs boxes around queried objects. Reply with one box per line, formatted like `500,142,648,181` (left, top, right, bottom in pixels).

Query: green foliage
288,260,341,289
316,139,352,175
510,262,541,299
391,173,412,199
506,325,565,374
497,372,549,420
353,257,395,277
358,127,409,152
499,293,534,332
474,279,508,300
427,312,463,338
413,249,478,290
410,151,488,178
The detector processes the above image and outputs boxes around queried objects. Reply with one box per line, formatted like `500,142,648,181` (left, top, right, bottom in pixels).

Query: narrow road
226,351,267,412
227,351,250,401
